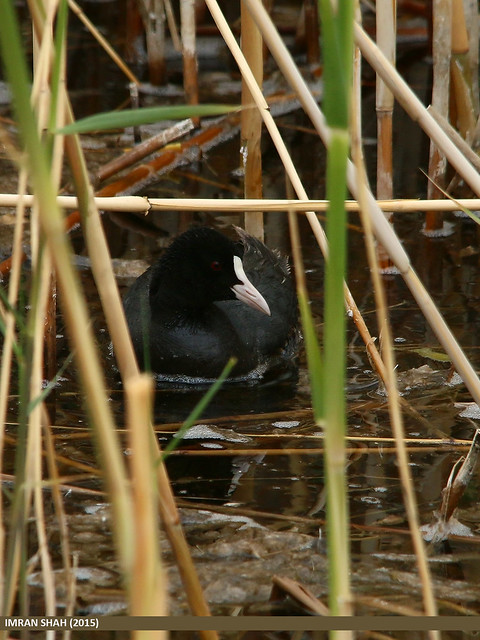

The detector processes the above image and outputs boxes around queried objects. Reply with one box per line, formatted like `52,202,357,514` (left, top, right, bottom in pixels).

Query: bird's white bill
232,255,271,316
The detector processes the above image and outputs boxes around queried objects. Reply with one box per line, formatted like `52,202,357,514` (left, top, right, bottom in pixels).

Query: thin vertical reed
28,250,56,624
318,0,354,623
138,0,166,85
287,203,323,418
165,0,182,51
375,0,396,268
463,0,479,114
180,0,199,124
0,174,28,611
30,0,68,616
241,1,264,240
450,0,476,139
125,0,144,63
425,0,451,234
42,414,75,622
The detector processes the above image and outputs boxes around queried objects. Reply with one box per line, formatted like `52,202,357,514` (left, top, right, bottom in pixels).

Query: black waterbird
123,226,299,382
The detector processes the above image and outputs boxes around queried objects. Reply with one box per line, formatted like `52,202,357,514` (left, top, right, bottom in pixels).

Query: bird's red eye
210,261,222,271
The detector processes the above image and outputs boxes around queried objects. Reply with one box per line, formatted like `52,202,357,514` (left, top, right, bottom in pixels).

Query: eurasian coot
123,226,299,382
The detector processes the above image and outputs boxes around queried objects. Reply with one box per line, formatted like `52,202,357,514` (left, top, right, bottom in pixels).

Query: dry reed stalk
41,414,75,620
450,0,476,139
64,131,142,382
464,0,479,113
425,0,451,234
427,105,480,173
180,0,199,124
5,193,480,214
27,219,58,622
126,375,167,627
206,0,388,387
241,1,264,240
272,576,329,615
351,103,439,624
164,0,182,51
64,121,210,624
0,174,28,610
137,0,166,85
154,462,218,636
375,0,396,268
18,0,138,580
68,0,140,85
439,429,480,522
24,6,68,618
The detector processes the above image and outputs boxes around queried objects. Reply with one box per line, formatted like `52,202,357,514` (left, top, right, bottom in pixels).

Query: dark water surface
2,0,480,635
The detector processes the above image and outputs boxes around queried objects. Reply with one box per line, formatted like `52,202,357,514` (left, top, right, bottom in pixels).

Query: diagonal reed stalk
351,89,440,637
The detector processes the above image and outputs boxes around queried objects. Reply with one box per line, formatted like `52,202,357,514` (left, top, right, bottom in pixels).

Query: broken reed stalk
241,1,264,240
439,429,480,522
5,193,480,214
180,0,199,123
375,0,396,268
126,374,167,625
95,118,195,184
28,2,207,626
54,14,217,624
425,0,451,234
351,107,439,624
